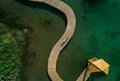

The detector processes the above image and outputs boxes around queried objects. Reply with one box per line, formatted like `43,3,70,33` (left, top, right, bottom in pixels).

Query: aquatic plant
0,7,7,18
0,6,26,30
0,22,27,81
82,0,108,6
88,33,99,51
111,2,118,8
39,17,52,27
110,32,118,39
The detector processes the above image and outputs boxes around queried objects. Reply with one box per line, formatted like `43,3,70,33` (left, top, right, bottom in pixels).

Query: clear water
0,0,120,81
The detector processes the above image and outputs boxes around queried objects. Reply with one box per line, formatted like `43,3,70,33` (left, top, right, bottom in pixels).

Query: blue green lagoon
0,0,120,81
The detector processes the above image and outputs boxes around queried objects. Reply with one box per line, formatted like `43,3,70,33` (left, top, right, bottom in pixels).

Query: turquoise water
0,0,120,81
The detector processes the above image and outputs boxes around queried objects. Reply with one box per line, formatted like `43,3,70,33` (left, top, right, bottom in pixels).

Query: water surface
0,0,120,81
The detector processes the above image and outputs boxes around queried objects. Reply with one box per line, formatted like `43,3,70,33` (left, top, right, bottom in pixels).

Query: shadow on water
93,72,106,78
83,66,89,81
88,72,106,81
14,0,67,25
88,74,95,81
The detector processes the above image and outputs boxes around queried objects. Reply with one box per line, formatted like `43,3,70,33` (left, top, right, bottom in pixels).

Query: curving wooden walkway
30,0,91,81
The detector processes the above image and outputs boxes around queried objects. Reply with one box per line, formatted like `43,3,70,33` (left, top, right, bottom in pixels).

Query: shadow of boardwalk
14,0,67,24
83,67,89,81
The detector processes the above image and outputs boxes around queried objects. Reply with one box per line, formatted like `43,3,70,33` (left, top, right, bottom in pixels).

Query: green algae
0,22,28,81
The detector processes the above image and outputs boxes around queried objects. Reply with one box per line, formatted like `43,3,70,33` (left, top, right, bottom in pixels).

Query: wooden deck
30,0,91,81
77,68,91,81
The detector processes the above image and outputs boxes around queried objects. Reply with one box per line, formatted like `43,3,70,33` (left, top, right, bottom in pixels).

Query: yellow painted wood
88,57,110,75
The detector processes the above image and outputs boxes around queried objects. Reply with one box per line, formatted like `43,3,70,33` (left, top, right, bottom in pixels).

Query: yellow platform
88,57,110,75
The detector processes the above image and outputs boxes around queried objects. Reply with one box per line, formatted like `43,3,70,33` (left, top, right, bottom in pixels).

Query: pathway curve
30,0,76,81
29,0,91,81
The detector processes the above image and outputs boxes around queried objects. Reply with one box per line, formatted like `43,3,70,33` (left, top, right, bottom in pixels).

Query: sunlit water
0,0,120,81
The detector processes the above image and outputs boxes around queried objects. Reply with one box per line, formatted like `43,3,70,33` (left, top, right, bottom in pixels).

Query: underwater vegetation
80,0,109,16
0,3,31,81
0,5,29,31
82,0,108,6
0,22,27,81
110,32,119,39
111,2,118,8
80,0,108,22
39,16,53,27
116,72,120,81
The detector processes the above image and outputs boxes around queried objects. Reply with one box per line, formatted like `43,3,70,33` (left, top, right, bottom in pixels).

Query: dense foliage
0,22,27,81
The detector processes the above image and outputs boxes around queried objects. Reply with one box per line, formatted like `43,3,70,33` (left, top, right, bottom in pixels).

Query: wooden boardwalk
30,0,91,81
77,68,91,81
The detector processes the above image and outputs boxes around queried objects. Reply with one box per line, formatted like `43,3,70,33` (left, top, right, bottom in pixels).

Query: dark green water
0,0,120,81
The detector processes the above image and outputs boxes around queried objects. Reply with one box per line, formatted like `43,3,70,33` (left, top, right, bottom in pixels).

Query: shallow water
0,0,120,81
